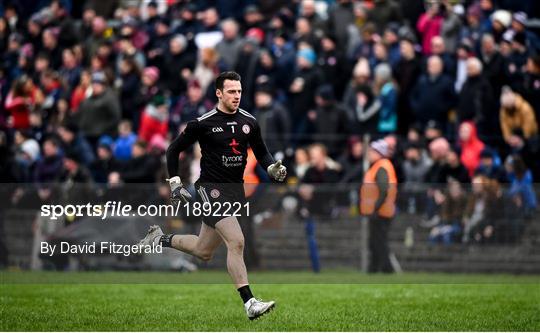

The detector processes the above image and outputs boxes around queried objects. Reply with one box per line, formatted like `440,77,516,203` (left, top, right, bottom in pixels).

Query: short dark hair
215,71,241,90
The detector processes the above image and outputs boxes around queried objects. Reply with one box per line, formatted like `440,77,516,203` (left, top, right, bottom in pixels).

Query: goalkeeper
139,72,286,320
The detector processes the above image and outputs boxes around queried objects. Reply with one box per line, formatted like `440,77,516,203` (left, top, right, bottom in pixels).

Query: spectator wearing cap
457,57,496,139
373,63,398,134
309,85,350,159
215,19,243,71
289,47,323,142
163,34,196,96
410,55,456,131
490,10,512,44
57,122,95,167
77,71,121,147
360,139,397,273
252,83,291,157
499,86,538,145
170,79,214,134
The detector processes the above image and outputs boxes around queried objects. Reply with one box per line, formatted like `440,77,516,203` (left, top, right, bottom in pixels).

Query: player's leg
215,216,275,320
171,222,222,261
138,223,222,261
214,216,248,287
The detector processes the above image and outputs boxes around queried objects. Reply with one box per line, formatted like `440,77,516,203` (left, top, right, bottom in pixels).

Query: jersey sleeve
166,120,200,177
248,120,274,170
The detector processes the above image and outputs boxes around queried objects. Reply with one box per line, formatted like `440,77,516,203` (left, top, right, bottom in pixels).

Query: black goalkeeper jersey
166,107,275,183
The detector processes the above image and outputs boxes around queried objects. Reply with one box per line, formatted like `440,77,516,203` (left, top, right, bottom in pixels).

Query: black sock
159,234,175,248
237,285,254,303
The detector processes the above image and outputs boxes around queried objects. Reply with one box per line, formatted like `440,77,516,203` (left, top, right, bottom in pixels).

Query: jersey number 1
230,126,235,133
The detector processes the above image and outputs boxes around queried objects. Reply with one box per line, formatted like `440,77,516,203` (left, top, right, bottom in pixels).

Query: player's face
217,79,242,112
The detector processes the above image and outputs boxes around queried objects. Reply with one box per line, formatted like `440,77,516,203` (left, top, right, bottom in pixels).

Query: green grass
1,271,539,331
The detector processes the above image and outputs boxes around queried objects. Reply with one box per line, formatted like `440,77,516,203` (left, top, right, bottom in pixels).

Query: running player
138,71,287,320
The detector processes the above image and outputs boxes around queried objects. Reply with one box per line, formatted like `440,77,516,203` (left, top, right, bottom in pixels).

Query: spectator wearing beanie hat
138,94,169,143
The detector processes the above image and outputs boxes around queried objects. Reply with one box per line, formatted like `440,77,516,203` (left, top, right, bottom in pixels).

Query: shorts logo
242,125,250,134
212,127,224,132
210,189,220,198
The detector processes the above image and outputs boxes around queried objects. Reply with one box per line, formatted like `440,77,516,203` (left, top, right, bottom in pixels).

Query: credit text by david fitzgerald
40,241,162,256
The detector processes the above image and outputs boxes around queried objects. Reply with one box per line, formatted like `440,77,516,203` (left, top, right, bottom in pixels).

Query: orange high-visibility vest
360,158,397,218
243,148,260,197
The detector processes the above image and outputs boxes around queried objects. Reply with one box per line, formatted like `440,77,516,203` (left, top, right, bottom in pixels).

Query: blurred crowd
0,0,539,244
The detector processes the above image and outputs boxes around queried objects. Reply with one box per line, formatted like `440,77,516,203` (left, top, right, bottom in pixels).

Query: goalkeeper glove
267,160,287,182
167,176,192,206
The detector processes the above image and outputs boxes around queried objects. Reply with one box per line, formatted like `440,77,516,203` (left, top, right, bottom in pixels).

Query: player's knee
198,250,214,262
227,238,244,254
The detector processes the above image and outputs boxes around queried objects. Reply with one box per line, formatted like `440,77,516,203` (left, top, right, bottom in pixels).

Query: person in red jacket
4,75,44,129
458,121,485,177
138,94,169,142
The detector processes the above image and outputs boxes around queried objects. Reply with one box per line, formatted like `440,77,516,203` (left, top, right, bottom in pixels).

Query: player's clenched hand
267,160,287,182
167,176,192,206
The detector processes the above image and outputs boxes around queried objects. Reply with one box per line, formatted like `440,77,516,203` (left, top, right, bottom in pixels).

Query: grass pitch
1,270,539,331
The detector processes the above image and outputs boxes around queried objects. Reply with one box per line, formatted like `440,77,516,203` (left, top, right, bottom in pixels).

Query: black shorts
194,182,247,228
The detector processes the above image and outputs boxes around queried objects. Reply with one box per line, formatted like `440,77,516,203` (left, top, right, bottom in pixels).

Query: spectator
505,155,537,217
457,57,496,139
308,85,350,159
439,1,461,54
4,75,43,130
366,0,402,35
170,79,214,135
59,48,82,94
117,140,158,183
70,69,91,113
252,84,290,157
57,122,95,167
499,86,538,145
373,63,397,134
90,136,118,184
337,136,364,184
114,120,137,161
133,66,162,130
429,36,456,77
318,35,347,99
327,0,355,50
416,1,443,55
13,130,40,182
458,121,485,177
481,34,506,98
463,174,504,243
118,56,141,121
138,95,168,143
215,19,243,71
33,137,63,185
410,55,456,130
429,180,467,244
394,37,422,134
77,71,121,146
475,148,507,183
442,149,470,183
289,47,322,141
